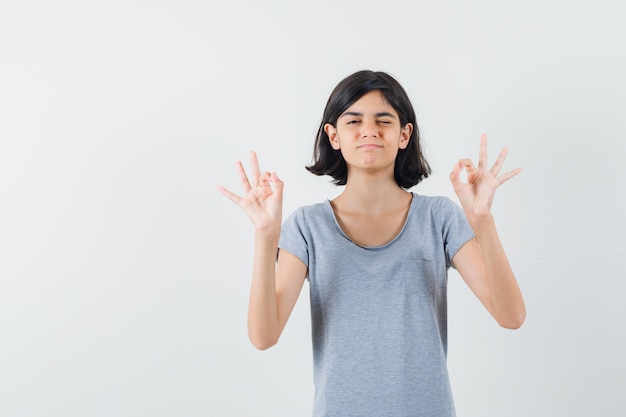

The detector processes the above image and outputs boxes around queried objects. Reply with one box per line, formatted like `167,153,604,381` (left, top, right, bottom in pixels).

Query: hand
217,151,284,232
449,134,522,217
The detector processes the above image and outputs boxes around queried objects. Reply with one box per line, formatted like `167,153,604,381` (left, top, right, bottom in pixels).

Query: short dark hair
306,70,431,188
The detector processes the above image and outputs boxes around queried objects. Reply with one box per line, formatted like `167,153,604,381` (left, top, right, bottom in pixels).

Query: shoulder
286,200,329,220
409,193,468,233
410,193,459,213
280,200,338,251
282,200,332,230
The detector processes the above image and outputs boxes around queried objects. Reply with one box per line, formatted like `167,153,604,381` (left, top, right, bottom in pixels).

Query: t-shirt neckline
323,192,417,250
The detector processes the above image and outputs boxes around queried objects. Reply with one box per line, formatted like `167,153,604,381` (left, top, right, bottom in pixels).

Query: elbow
250,339,277,351
497,310,526,330
499,318,525,330
248,332,279,351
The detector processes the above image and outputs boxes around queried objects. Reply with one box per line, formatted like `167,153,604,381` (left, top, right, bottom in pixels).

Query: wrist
465,211,495,228
255,225,281,241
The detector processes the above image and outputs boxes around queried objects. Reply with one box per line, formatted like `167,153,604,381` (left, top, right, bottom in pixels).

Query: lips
357,144,382,149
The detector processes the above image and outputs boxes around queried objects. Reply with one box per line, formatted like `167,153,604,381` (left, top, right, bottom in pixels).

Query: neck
335,173,411,214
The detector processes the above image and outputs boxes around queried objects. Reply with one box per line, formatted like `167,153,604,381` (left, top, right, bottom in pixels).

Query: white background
1,1,625,416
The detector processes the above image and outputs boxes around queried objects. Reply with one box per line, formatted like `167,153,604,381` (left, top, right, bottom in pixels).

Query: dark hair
306,70,431,188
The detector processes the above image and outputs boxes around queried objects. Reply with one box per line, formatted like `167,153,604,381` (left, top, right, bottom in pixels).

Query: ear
325,123,340,150
399,123,412,149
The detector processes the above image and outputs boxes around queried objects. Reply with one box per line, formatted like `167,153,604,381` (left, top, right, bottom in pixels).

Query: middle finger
250,151,261,187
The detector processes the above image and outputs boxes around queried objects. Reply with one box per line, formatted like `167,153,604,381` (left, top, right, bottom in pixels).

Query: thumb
449,163,463,191
270,172,284,203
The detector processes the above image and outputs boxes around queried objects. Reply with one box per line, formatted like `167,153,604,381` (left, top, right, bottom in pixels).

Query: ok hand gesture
217,151,284,232
449,134,522,218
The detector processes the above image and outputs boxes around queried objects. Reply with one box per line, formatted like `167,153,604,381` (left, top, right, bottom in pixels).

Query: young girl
218,70,525,417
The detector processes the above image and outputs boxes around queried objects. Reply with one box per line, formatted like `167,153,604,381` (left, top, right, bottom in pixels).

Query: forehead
343,90,398,116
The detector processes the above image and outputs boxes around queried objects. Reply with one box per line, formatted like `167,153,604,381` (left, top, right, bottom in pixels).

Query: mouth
357,144,382,150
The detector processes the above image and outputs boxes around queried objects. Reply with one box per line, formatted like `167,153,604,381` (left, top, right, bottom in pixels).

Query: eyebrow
340,111,397,119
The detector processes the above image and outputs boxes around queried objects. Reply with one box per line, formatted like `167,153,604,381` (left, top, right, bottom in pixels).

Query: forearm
469,214,526,329
247,228,281,349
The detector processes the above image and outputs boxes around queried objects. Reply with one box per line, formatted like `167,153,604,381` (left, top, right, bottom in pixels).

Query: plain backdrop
1,1,625,416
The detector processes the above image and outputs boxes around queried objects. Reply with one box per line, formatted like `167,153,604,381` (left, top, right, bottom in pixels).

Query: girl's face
324,90,412,176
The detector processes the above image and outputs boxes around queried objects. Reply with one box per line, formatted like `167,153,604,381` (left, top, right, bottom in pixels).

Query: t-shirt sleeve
439,197,475,269
278,207,310,268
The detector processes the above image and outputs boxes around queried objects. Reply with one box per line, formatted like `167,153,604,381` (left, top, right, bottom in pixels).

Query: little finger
498,167,523,185
217,185,243,206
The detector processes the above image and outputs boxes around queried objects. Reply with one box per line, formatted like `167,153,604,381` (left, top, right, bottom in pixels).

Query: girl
218,70,525,417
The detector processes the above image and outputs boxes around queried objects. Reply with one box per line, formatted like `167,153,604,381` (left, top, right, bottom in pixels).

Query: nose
360,119,378,137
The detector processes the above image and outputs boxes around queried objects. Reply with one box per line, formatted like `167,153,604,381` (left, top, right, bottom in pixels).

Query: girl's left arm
449,134,526,329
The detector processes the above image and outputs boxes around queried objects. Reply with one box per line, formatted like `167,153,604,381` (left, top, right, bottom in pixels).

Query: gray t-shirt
279,193,475,417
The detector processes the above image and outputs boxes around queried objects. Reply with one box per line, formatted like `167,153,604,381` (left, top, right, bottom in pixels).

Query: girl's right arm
249,229,306,349
218,151,306,350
